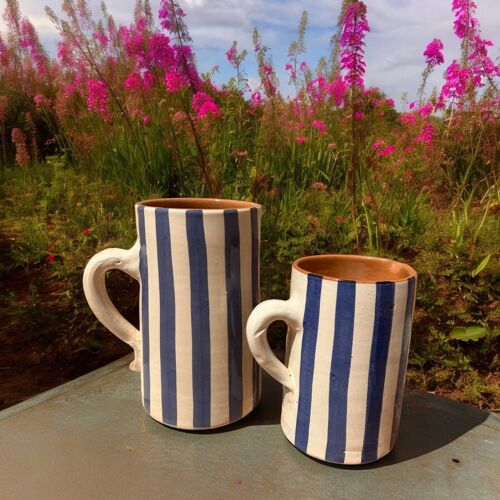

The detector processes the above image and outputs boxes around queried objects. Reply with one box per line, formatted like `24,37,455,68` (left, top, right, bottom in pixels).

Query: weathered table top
1,355,498,500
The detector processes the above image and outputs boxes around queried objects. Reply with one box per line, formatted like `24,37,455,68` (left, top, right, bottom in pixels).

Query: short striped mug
246,255,417,464
83,198,262,429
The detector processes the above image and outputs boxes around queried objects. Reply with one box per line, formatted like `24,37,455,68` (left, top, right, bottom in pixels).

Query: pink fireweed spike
339,1,370,89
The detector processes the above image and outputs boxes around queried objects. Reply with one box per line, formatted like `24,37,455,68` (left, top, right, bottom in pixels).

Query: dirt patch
0,230,135,411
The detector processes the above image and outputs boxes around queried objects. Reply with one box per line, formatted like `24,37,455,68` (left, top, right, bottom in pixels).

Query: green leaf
450,326,488,342
471,254,492,277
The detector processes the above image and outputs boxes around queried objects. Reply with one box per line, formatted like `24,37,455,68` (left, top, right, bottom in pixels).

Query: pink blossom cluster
93,30,109,48
311,120,327,135
159,0,189,38
285,63,296,80
372,139,395,157
339,1,370,89
417,122,435,146
226,45,237,67
250,90,263,107
165,70,189,92
438,61,473,103
423,38,444,67
306,75,347,107
86,80,109,120
444,0,500,97
34,94,51,108
192,92,220,119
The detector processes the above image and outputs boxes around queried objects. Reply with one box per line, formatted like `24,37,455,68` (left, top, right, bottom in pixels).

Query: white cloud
1,0,499,104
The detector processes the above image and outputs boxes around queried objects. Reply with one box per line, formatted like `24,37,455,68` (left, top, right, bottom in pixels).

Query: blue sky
2,0,499,105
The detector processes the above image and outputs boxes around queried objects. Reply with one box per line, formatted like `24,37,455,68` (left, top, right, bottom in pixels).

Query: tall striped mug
246,255,417,464
83,198,262,429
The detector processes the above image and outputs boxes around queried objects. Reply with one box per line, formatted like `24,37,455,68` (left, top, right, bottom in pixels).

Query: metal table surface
0,355,498,500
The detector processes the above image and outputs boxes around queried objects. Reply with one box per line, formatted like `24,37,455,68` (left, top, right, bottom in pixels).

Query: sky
1,0,499,105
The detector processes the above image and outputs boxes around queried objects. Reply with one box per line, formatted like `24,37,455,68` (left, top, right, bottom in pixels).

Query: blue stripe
186,210,211,428
250,207,260,407
325,281,356,463
391,277,416,448
361,281,396,463
137,206,150,413
294,274,323,452
224,210,243,421
155,208,177,426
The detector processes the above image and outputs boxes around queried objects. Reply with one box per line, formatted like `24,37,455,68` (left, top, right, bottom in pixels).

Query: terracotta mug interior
137,198,260,210
293,254,416,284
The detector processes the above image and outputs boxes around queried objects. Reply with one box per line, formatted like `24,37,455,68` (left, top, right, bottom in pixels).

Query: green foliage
449,325,491,342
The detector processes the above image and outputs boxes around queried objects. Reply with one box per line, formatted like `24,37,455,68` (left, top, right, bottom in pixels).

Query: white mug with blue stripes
83,198,262,429
247,255,417,464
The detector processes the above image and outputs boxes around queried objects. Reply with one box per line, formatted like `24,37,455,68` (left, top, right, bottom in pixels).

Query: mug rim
293,254,417,284
136,197,261,211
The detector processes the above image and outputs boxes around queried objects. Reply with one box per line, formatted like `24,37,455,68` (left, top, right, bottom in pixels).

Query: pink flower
34,94,50,107
299,61,308,71
307,77,327,102
311,120,327,135
339,1,370,88
165,71,189,92
404,146,414,153
250,90,262,107
93,31,109,48
312,182,327,191
86,80,109,120
451,1,500,87
385,98,395,107
439,60,471,102
371,139,384,150
409,101,416,109
423,38,444,67
159,0,189,37
226,44,237,66
143,71,155,90
296,136,306,144
417,122,435,145
452,0,478,39
379,145,395,157
143,115,151,125
148,33,173,69
124,72,144,92
327,75,347,106
416,103,434,117
354,112,364,119
192,92,220,119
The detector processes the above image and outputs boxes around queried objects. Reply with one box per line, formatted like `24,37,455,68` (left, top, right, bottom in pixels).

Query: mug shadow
305,388,489,469
176,373,489,468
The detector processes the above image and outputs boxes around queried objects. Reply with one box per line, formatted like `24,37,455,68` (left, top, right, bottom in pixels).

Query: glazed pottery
246,254,417,464
83,198,262,429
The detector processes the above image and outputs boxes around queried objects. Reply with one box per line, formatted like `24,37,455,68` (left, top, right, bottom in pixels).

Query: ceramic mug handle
83,241,141,371
246,299,300,392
